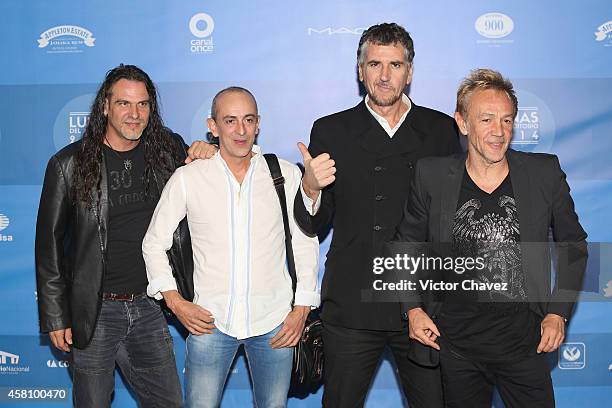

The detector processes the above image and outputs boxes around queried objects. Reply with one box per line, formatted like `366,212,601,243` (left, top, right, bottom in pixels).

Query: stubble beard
368,89,402,108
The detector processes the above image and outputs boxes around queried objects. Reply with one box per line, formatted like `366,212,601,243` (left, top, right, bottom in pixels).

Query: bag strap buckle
272,175,285,186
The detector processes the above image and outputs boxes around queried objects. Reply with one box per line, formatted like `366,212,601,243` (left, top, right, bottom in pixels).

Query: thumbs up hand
298,142,336,201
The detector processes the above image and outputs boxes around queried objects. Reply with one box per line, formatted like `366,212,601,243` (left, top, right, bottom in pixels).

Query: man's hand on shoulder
407,307,440,350
185,140,218,163
49,328,72,352
537,313,565,353
163,290,215,335
297,142,336,201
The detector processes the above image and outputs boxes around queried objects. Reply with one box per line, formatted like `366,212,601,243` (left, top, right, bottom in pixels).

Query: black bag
291,310,324,396
263,153,324,397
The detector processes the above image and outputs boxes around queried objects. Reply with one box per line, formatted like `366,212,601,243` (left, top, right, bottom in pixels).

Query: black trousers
322,322,443,408
440,348,554,408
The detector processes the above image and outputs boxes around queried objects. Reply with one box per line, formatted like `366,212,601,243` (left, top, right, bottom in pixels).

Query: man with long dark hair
35,64,210,407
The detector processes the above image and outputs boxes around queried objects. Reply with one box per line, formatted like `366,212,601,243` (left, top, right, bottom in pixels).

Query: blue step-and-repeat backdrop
0,1,611,406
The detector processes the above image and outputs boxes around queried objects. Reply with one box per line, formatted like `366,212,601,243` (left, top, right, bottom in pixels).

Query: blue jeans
71,296,182,408
185,325,293,408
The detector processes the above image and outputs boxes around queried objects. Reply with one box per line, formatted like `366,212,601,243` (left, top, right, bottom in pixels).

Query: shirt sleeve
546,155,588,319
300,181,322,215
142,169,188,300
35,155,72,332
288,166,321,307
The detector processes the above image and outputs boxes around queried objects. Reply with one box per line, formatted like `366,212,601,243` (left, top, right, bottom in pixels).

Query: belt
101,292,147,302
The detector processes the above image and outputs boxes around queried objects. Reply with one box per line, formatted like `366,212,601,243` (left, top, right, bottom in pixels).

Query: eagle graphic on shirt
453,195,527,300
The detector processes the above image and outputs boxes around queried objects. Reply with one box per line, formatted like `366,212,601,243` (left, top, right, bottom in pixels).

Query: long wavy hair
73,64,183,206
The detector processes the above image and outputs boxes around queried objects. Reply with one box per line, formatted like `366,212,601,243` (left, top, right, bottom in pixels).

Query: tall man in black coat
294,23,460,407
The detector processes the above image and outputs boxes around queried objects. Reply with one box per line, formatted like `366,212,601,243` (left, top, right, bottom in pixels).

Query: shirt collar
214,143,262,164
365,93,412,137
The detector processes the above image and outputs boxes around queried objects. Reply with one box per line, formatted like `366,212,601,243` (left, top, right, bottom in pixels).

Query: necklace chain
104,137,138,172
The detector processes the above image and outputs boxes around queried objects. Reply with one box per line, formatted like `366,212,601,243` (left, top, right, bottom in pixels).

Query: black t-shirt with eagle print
438,170,540,362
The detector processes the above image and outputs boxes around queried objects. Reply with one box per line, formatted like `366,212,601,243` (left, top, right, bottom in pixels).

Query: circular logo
52,94,95,152
189,13,215,38
511,89,556,154
475,13,514,39
562,346,581,362
190,96,216,145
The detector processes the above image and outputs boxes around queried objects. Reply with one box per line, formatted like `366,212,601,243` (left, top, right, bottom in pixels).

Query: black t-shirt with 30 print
102,142,157,294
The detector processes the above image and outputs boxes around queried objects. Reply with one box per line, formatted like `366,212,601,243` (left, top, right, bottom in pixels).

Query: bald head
210,87,258,120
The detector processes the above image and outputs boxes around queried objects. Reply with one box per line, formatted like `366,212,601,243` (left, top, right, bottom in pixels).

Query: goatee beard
121,131,143,141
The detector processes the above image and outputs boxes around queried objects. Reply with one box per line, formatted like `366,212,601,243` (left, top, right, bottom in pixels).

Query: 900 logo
475,13,514,39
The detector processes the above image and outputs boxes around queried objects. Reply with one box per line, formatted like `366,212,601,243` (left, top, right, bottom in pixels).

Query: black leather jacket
35,132,193,349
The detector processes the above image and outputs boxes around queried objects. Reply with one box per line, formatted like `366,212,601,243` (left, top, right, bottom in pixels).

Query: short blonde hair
456,68,518,118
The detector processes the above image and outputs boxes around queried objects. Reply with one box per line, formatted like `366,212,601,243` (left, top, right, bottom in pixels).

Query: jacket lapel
507,149,543,303
355,101,384,154
507,150,531,241
439,153,466,241
99,153,109,253
388,115,424,157
394,99,428,155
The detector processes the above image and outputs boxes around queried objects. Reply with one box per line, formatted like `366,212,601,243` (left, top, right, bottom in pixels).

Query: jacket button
373,225,382,231
374,166,383,172
375,195,384,201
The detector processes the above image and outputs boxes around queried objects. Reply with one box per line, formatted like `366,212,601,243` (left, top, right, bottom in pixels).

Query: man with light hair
395,68,588,407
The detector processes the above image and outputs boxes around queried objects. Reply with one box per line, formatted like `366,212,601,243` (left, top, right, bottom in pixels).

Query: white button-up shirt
143,146,320,339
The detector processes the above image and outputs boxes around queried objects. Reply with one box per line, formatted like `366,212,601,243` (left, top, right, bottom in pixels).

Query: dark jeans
322,322,443,408
71,296,182,408
440,347,554,408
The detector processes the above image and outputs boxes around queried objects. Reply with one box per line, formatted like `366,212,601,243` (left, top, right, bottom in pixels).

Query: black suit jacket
294,99,460,331
393,149,588,365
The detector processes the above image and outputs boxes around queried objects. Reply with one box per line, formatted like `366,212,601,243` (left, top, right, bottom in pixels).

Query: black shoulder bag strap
263,153,297,306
